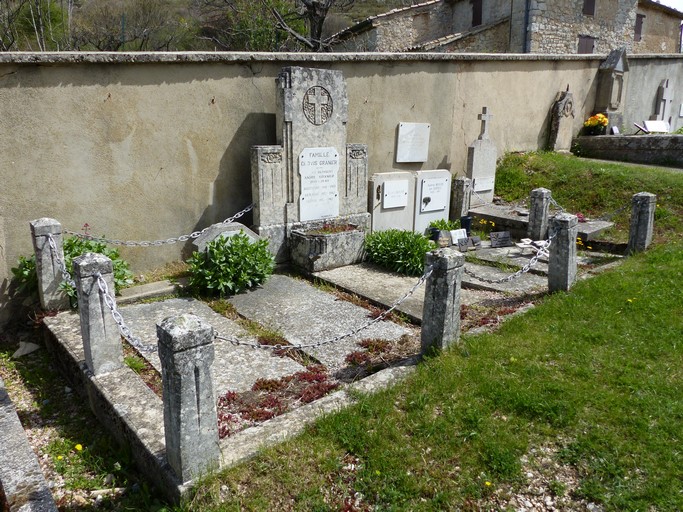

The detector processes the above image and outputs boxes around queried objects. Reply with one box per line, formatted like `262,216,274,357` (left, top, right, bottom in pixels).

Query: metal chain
47,233,76,288
64,204,254,247
471,190,515,213
95,273,156,353
463,232,556,285
548,194,566,213
214,266,434,351
597,202,630,221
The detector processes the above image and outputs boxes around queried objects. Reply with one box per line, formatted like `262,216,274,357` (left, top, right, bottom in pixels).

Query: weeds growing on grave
11,234,134,307
364,229,436,276
428,218,460,231
187,232,275,296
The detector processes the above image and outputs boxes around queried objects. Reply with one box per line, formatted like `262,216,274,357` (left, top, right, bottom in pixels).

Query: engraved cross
478,106,493,140
309,87,330,125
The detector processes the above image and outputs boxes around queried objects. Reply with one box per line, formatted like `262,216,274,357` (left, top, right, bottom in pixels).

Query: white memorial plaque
396,122,431,163
450,229,468,243
473,176,495,192
299,146,340,221
419,177,449,213
383,180,409,209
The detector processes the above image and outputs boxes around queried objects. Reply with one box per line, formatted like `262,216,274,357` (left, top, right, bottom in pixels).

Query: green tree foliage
194,0,304,51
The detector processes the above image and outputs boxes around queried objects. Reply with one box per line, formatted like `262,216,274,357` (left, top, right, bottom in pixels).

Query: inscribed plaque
420,177,449,213
450,229,468,243
490,231,513,248
396,122,431,163
383,180,409,209
299,147,340,222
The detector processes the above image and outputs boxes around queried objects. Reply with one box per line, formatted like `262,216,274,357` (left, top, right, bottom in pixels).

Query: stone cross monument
251,67,369,262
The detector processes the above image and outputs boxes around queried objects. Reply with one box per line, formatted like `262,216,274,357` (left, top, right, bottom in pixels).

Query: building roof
328,0,443,42
641,0,683,18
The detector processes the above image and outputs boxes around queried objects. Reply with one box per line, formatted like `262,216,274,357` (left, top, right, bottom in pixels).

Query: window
583,0,596,16
635,14,645,42
578,35,596,54
471,0,482,27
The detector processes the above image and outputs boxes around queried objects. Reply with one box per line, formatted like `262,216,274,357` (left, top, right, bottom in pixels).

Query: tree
1,0,73,51
272,0,353,51
72,0,193,51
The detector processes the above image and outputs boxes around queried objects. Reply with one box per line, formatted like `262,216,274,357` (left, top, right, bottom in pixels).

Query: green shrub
364,229,436,276
429,218,460,231
187,232,275,296
11,236,134,304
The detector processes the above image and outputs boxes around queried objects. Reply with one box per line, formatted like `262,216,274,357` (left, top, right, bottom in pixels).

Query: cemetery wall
0,51,680,326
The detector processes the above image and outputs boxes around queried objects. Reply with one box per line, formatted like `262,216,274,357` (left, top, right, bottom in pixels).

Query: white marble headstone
396,122,430,163
299,147,340,222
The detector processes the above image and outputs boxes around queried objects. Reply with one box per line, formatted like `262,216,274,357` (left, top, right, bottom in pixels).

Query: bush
11,236,134,305
187,232,275,296
364,229,436,276
428,218,460,231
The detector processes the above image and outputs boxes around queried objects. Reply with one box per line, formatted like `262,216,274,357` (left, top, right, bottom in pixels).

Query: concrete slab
228,275,414,372
120,299,306,393
313,263,514,323
462,262,548,294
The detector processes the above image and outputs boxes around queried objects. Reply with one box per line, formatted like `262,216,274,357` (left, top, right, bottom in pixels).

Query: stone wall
436,19,511,53
633,2,682,53
0,51,682,326
527,0,638,54
574,134,683,167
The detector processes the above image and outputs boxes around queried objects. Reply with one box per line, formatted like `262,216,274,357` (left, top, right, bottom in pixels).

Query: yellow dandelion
75,444,83,452
485,481,492,487
57,455,63,460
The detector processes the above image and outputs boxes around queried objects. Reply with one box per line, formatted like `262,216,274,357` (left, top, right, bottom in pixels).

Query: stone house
330,0,683,54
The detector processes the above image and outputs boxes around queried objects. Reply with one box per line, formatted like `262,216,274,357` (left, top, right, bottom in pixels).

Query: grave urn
290,221,365,272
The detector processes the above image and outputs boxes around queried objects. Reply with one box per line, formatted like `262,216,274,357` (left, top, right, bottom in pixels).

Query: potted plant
582,113,608,135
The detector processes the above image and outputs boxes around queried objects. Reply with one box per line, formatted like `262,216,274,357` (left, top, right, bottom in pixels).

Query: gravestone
595,48,628,132
191,222,260,253
251,67,370,262
547,88,575,152
467,107,497,206
413,170,451,235
368,171,415,232
653,78,673,124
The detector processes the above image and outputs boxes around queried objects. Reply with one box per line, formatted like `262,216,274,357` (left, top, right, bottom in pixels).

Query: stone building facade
330,0,683,54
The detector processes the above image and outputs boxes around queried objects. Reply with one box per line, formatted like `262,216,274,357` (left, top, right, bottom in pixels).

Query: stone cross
478,107,493,140
656,79,673,122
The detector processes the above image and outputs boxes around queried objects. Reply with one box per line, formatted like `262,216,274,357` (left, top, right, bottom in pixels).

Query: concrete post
450,177,472,220
548,213,579,292
421,248,465,354
73,253,123,375
157,314,219,483
627,192,656,254
29,218,70,311
528,188,551,240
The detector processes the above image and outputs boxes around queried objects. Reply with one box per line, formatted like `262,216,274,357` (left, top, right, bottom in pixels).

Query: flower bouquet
583,113,608,135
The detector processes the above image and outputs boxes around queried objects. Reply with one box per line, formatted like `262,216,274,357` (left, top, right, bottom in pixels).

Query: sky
655,0,683,12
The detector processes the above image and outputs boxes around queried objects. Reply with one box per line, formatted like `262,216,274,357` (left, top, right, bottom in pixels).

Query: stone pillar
548,213,579,293
73,253,123,375
157,314,219,483
29,218,70,311
421,248,465,354
450,177,472,220
528,188,551,240
627,192,656,254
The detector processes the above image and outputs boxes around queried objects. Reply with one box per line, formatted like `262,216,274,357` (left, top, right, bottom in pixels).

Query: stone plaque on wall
299,147,340,221
419,177,450,212
396,122,430,163
383,180,409,209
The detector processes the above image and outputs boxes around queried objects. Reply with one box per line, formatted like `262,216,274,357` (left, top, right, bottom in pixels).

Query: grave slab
313,263,510,323
119,298,305,393
228,275,413,372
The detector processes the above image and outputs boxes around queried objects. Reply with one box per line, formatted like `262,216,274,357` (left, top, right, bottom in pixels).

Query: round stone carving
303,86,333,126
